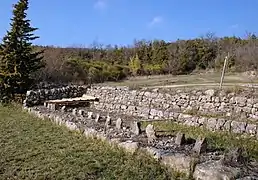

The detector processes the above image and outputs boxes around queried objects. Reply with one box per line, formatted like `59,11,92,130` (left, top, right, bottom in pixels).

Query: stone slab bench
45,95,99,109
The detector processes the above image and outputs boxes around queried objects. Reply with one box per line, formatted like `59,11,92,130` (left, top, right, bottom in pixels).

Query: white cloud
94,0,107,9
148,16,163,27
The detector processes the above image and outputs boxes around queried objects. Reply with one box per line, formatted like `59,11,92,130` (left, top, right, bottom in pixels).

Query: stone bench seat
45,95,99,107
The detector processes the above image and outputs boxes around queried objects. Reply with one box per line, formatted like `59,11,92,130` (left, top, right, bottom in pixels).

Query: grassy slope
102,72,258,89
0,105,173,180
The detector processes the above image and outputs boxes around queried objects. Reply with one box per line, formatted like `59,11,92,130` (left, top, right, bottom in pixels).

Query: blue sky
0,0,257,47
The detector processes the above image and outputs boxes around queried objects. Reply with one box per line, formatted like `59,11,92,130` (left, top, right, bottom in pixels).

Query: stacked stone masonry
86,86,258,137
24,85,87,107
23,85,258,137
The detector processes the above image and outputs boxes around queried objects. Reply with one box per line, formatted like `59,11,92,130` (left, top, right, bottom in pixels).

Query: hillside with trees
36,33,258,84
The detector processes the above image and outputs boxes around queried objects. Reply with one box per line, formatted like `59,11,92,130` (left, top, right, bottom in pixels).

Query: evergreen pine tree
0,0,44,102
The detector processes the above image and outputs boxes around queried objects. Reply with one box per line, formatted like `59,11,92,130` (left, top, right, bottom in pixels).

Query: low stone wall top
24,85,88,107
30,82,69,90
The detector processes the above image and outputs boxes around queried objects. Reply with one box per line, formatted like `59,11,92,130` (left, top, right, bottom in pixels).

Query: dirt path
146,83,258,89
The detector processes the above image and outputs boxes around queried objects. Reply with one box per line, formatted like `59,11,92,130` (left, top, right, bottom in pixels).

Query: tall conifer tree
0,0,44,102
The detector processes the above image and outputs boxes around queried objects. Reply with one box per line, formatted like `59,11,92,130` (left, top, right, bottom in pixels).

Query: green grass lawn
0,105,173,180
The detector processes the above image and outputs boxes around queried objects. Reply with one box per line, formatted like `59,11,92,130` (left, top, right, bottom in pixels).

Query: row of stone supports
24,105,253,179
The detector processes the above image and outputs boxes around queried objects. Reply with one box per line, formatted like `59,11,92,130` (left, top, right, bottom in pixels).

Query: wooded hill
36,34,258,84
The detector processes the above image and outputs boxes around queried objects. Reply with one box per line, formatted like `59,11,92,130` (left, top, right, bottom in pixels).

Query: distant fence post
219,53,229,90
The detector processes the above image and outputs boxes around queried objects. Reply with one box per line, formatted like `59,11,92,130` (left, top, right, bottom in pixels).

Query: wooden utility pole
219,53,229,89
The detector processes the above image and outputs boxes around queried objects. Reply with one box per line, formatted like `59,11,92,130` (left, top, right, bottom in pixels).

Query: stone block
72,108,77,116
118,141,139,154
131,121,141,135
87,111,93,119
161,153,198,177
95,113,100,122
231,121,247,134
175,132,186,146
193,160,241,180
78,109,85,116
192,137,207,155
105,116,111,128
116,118,123,130
146,124,157,143
145,147,163,160
246,123,257,135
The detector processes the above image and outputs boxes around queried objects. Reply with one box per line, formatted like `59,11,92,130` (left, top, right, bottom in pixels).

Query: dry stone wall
24,85,87,107
87,86,258,119
23,85,258,136
87,86,258,137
